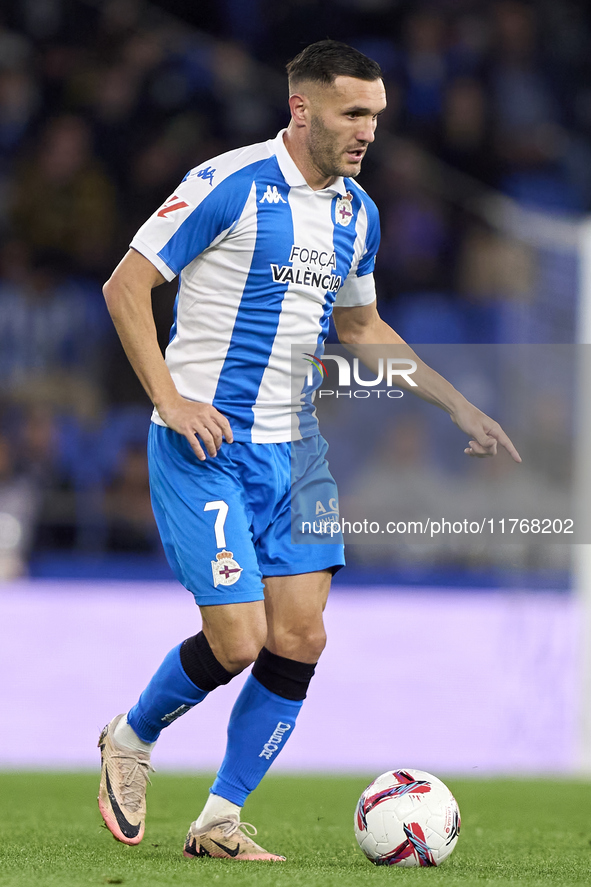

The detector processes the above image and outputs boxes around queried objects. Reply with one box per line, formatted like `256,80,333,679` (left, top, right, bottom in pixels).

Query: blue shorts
148,424,345,606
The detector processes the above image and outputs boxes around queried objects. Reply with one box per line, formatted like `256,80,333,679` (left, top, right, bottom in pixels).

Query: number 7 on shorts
204,500,229,549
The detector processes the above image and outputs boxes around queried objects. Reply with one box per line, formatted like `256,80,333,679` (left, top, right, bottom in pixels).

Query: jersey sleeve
334,191,380,308
334,270,377,307
130,161,259,280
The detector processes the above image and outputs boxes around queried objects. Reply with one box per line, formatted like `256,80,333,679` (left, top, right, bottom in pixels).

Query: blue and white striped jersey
131,130,380,442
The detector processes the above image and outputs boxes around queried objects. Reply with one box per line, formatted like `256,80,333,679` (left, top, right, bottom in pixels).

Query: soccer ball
354,769,461,867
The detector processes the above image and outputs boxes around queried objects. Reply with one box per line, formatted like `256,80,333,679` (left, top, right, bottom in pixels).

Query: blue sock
211,674,303,806
127,643,208,743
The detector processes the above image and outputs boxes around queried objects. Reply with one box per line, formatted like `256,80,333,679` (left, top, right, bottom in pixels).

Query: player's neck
283,127,337,192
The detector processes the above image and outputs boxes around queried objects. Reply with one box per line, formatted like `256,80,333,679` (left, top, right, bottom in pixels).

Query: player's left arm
332,300,521,463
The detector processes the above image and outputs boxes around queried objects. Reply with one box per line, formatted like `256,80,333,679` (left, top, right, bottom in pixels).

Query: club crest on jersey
211,550,243,587
335,192,354,226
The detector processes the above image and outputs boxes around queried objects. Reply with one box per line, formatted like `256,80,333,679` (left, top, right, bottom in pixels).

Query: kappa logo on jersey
335,191,354,226
259,185,287,204
157,194,190,218
211,549,243,587
195,166,216,186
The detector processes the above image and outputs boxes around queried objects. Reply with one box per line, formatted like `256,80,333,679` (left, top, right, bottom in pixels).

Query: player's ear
288,92,309,126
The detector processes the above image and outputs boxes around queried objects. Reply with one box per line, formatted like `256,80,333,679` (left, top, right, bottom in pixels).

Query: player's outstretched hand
451,401,521,463
158,397,233,461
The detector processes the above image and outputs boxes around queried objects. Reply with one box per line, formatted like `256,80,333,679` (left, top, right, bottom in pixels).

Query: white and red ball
354,769,461,867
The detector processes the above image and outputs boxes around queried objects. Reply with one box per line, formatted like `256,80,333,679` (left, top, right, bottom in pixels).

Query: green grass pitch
0,773,590,886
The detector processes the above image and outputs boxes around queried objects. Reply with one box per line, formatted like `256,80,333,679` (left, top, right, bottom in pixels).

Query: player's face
307,76,387,180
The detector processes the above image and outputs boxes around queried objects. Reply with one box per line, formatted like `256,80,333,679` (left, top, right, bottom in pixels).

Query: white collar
269,129,347,196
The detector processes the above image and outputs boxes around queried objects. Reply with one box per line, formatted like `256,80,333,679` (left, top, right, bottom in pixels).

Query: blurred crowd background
0,0,587,582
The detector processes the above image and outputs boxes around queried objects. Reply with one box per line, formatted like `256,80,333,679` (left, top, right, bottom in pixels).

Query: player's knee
210,630,266,674
272,623,327,662
304,627,327,661
202,604,267,674
225,642,263,673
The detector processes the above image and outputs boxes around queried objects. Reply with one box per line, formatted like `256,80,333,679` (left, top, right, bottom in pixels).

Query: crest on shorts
211,550,243,587
335,192,354,226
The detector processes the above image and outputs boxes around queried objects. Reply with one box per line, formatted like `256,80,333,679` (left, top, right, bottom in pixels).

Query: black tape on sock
180,631,234,692
252,646,316,701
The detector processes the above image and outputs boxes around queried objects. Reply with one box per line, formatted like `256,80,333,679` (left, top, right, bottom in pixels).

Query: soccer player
98,40,520,861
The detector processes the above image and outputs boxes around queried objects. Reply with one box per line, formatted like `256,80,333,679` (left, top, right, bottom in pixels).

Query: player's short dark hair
286,40,382,91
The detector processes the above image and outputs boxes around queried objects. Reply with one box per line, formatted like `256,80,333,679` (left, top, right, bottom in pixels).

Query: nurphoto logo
304,352,417,399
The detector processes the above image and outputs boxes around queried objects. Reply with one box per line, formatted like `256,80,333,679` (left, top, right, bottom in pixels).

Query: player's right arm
103,248,233,461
